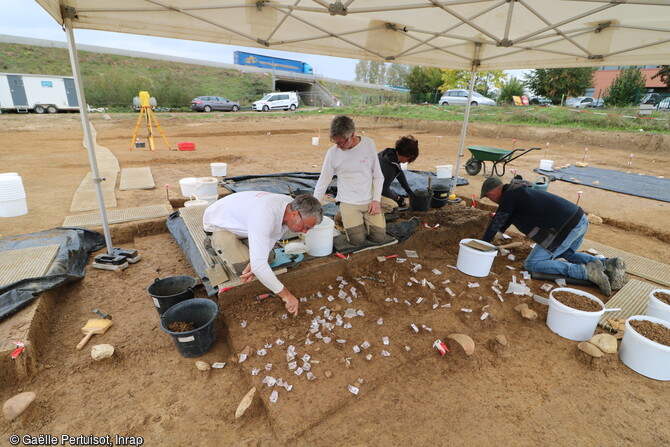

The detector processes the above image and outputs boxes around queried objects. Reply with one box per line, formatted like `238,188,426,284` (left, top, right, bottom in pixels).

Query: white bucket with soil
195,177,218,198
436,165,453,178
179,177,197,198
0,173,28,217
547,287,605,341
304,216,334,257
456,238,497,277
539,159,554,171
646,288,670,322
210,163,227,177
619,315,670,381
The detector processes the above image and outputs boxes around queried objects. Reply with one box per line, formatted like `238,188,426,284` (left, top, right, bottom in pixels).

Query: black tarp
0,228,105,321
534,166,670,203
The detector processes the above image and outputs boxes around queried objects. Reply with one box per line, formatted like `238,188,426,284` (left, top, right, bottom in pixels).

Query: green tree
354,60,370,83
523,68,595,103
405,66,443,103
385,63,410,87
497,77,525,104
651,65,670,87
606,66,647,106
439,70,507,96
367,61,387,85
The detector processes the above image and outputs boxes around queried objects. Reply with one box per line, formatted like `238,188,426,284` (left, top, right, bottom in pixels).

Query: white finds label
177,336,195,342
153,297,160,308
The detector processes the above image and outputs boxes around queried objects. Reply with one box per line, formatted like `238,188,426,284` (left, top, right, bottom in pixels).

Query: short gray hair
290,194,323,224
330,115,355,140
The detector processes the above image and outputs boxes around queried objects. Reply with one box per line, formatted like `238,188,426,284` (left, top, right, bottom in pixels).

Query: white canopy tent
33,0,670,253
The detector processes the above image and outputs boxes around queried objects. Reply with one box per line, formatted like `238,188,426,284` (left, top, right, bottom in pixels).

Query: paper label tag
153,297,160,308
178,336,195,342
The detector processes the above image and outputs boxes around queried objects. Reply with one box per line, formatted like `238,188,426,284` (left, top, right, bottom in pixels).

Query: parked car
587,98,605,108
190,96,240,112
565,96,597,109
439,89,496,106
252,92,299,111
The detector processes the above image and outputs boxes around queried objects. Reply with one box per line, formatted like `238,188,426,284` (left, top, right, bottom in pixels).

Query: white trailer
0,73,79,113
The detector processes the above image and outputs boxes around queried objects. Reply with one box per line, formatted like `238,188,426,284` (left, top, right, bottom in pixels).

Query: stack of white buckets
0,173,28,217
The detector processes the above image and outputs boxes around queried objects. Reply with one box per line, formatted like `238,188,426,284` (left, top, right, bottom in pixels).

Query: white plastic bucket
619,315,670,381
456,238,497,277
0,173,28,217
179,177,197,198
546,287,604,341
304,216,334,257
436,165,453,178
312,137,320,146
210,163,227,177
646,289,670,322
539,159,554,170
195,177,218,198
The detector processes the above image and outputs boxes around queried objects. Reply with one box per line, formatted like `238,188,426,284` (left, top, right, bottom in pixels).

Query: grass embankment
296,103,670,134
0,42,271,109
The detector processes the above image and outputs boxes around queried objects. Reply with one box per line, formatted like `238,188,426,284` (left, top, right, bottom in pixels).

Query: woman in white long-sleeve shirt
313,115,386,246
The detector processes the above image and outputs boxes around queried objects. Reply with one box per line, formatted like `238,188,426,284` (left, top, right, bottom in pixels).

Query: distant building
589,66,667,98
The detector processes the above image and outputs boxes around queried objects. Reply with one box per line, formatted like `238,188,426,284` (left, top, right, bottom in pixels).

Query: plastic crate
178,142,196,151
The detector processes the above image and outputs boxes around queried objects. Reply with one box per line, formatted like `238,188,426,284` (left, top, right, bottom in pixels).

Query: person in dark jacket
480,177,626,296
378,135,419,213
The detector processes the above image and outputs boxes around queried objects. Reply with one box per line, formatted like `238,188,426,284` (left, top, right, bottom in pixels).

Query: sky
1,1,527,83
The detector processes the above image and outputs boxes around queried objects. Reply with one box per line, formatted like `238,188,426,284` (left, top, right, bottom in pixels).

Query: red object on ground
335,252,349,260
178,142,196,151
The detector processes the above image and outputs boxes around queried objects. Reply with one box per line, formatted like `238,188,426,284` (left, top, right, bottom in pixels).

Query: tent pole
450,44,481,200
63,18,114,254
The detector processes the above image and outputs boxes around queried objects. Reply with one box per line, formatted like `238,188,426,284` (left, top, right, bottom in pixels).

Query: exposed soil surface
167,321,196,333
1,113,670,446
653,291,670,306
629,320,670,347
553,290,604,312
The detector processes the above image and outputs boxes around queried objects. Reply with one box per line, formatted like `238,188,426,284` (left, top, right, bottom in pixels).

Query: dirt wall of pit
366,117,670,153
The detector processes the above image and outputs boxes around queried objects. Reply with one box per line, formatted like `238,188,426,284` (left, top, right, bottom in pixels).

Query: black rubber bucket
160,298,219,358
147,276,196,316
410,190,432,212
430,186,450,208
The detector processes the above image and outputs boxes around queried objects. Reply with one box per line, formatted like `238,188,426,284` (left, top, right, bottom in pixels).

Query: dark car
530,96,552,106
190,96,240,112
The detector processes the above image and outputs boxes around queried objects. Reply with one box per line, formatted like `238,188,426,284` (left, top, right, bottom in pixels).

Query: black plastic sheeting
166,210,218,297
534,166,670,203
221,171,469,201
0,228,106,322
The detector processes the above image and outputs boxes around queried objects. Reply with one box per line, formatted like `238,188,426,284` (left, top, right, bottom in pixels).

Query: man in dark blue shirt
480,177,626,296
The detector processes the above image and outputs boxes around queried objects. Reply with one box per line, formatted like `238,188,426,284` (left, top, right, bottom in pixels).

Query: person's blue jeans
524,214,597,280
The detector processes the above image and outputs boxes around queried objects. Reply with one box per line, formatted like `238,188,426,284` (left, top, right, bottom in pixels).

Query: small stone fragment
577,342,604,358
91,344,115,361
587,214,603,225
325,370,333,378
235,387,257,419
447,333,475,356
590,333,618,354
514,303,529,313
195,361,210,371
494,334,508,347
521,308,538,321
3,392,36,420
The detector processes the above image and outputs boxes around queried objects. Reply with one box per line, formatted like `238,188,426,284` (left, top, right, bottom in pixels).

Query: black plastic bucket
410,190,432,212
430,186,450,208
147,276,196,316
160,298,219,358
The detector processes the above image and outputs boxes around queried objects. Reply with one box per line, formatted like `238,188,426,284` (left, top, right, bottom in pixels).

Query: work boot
605,257,627,291
585,261,612,297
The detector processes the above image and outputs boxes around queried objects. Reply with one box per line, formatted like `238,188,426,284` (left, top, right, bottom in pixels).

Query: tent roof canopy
37,0,670,71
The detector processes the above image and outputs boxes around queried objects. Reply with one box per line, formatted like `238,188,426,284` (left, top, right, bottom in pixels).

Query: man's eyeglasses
297,210,313,232
330,133,353,149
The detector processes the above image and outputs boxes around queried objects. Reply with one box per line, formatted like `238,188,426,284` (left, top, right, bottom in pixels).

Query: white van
253,91,299,112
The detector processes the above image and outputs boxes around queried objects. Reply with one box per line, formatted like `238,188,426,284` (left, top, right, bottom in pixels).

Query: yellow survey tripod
130,91,172,151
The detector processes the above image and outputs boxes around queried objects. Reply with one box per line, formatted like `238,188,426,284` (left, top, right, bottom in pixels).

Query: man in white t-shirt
313,115,386,246
203,192,323,315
